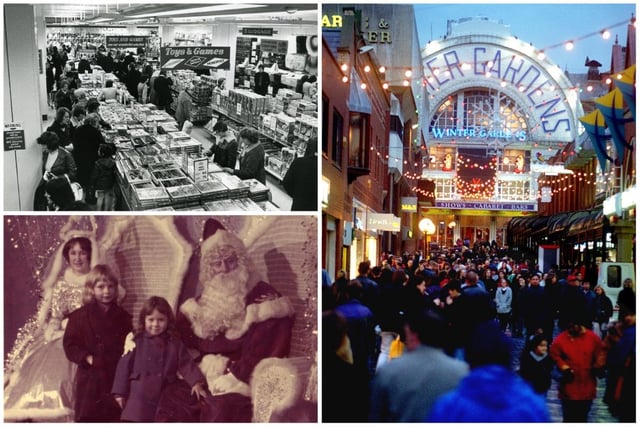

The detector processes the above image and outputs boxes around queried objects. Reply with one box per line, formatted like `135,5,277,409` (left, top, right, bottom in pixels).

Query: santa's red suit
155,219,295,422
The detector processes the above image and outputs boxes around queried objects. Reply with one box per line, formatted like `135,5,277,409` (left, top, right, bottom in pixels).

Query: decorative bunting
613,65,636,120
594,88,634,159
579,109,613,173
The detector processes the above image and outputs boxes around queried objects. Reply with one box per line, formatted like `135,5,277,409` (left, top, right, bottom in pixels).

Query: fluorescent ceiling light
128,4,265,19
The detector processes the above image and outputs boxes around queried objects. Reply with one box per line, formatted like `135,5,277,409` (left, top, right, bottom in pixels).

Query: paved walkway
509,329,617,423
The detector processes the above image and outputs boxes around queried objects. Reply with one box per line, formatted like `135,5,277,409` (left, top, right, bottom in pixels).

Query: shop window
433,177,455,199
496,180,531,201
322,94,329,156
332,109,343,167
390,115,403,141
348,113,370,168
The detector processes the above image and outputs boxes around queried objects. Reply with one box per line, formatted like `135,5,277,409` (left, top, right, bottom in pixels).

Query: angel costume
4,268,90,421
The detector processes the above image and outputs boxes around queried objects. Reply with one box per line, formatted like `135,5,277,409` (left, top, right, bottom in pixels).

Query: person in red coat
550,318,606,422
63,265,132,422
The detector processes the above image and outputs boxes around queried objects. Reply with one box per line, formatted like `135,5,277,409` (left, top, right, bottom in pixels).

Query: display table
100,101,275,211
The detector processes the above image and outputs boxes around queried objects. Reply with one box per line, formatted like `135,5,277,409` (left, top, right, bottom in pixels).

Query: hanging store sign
4,123,25,151
367,213,401,232
160,46,230,71
401,197,418,212
241,27,274,37
435,200,537,211
106,36,148,49
424,42,576,140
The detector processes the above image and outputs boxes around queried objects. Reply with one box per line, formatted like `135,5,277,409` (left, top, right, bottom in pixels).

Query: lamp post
418,218,436,261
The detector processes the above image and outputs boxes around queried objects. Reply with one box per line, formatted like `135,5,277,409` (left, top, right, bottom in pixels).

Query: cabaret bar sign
424,43,574,136
431,127,527,141
436,201,537,211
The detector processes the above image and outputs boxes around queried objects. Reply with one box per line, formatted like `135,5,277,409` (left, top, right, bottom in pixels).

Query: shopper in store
44,177,90,211
46,107,73,148
253,64,270,96
33,131,77,210
72,113,106,205
70,105,86,136
91,144,117,211
222,127,265,184
282,137,317,211
77,55,92,74
46,58,55,106
154,70,173,112
86,99,112,130
174,86,194,130
98,80,118,101
126,63,141,99
54,79,74,111
205,121,238,169
72,89,89,111
137,74,149,104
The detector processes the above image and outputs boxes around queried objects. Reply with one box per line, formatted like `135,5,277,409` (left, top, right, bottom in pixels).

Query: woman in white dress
4,235,96,421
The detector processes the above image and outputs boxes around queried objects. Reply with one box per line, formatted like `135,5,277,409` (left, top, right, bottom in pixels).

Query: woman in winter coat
495,278,512,332
593,285,613,338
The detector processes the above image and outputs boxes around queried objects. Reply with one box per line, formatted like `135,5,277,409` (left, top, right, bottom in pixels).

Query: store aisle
191,126,292,210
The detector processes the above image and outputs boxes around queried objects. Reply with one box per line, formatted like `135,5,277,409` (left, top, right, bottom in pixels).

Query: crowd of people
38,45,283,211
322,248,636,422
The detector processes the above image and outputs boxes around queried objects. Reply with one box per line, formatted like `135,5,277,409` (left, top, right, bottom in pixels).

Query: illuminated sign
321,15,343,28
431,127,526,142
367,213,401,231
401,197,418,212
435,201,537,211
530,163,574,174
424,42,577,140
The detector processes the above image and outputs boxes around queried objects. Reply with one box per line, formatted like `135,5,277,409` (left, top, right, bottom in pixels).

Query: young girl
519,333,554,395
63,264,133,422
111,296,208,422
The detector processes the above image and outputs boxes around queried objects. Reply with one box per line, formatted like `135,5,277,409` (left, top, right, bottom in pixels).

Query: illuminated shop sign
424,43,574,137
435,201,537,211
401,197,418,212
367,213,401,231
431,127,527,141
321,15,343,28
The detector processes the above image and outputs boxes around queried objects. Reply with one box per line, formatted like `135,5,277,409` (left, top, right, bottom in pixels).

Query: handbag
389,335,405,360
65,174,84,201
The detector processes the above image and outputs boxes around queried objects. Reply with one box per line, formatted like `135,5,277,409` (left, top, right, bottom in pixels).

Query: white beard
182,264,251,340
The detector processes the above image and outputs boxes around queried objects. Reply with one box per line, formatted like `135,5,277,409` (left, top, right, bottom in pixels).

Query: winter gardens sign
422,37,582,144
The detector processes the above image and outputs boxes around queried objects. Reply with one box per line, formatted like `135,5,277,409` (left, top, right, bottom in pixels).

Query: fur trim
201,228,246,260
225,296,295,340
4,407,74,422
250,357,301,422
199,354,230,389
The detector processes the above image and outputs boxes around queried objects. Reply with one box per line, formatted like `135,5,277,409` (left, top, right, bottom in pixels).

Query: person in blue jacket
428,321,551,422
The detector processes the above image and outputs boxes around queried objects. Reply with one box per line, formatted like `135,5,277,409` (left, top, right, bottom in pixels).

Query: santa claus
155,218,295,422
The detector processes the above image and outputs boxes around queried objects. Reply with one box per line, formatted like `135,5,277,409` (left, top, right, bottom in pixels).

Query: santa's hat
201,219,246,257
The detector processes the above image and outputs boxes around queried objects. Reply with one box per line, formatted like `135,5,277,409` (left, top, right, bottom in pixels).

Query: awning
568,210,601,236
347,70,372,114
551,210,590,235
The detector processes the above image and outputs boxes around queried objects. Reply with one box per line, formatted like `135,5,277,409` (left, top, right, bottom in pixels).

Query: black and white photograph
4,3,318,212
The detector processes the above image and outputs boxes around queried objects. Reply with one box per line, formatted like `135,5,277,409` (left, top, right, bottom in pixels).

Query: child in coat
519,333,554,395
111,296,208,422
63,264,133,422
91,143,117,210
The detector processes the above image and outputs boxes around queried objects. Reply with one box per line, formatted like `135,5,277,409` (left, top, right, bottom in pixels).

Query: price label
193,158,208,182
236,103,242,116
